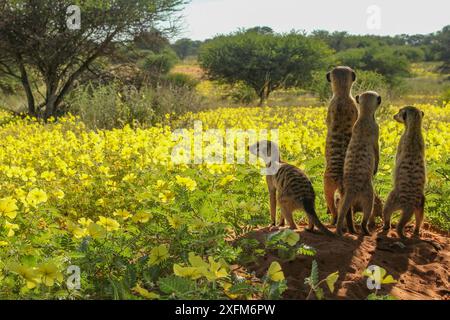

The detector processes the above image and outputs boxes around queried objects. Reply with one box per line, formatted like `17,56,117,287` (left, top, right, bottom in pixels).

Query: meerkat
336,91,381,236
324,66,358,229
333,192,384,229
249,140,334,237
382,106,426,239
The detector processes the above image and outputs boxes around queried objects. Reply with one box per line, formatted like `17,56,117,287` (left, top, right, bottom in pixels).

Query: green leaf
310,260,319,286
297,244,316,256
381,275,397,284
280,229,299,246
315,287,325,300
158,275,195,297
325,271,339,293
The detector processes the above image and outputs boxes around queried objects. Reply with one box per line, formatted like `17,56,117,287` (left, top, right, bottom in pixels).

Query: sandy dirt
242,223,449,300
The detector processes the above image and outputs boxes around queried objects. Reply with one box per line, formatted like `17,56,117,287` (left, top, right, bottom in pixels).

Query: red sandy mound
243,224,449,300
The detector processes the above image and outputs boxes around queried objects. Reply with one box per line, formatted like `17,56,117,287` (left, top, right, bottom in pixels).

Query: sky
177,0,450,40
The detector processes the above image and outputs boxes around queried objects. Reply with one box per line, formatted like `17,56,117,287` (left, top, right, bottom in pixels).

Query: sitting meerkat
336,91,381,236
249,140,334,236
383,106,426,239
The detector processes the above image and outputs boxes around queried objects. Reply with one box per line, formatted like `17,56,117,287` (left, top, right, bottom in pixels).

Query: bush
67,83,202,129
222,82,258,105
164,73,199,89
335,46,410,84
138,47,179,77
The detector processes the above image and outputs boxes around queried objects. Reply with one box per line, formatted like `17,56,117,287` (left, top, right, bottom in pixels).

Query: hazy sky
178,0,450,40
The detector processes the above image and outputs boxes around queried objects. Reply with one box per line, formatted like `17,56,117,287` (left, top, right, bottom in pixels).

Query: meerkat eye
326,72,331,82
402,112,407,121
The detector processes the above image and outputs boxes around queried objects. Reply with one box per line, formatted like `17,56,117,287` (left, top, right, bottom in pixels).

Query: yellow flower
8,263,41,289
5,221,20,237
0,197,18,219
113,209,132,220
37,262,63,287
133,284,160,300
175,253,229,282
26,188,48,207
0,240,9,246
149,244,169,266
88,222,106,239
54,189,65,199
78,217,94,228
267,261,285,282
97,216,120,232
219,175,236,186
167,215,184,229
158,190,175,204
72,227,88,239
175,175,197,191
132,210,152,224
40,171,56,181
122,173,137,182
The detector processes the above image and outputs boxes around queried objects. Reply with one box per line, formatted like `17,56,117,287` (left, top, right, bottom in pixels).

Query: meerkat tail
303,199,335,237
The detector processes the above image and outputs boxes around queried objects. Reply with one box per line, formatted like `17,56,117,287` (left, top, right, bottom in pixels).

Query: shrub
164,73,199,89
67,83,202,129
138,47,179,77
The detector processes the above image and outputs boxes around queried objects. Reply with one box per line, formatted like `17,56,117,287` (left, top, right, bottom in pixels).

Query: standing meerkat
382,106,426,239
249,140,334,237
324,66,358,228
336,91,381,236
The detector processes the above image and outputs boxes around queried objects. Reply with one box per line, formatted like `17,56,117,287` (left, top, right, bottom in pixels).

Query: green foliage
164,73,199,90
304,260,339,300
172,38,203,59
310,69,388,102
67,83,202,129
139,47,179,76
199,30,333,104
335,46,410,84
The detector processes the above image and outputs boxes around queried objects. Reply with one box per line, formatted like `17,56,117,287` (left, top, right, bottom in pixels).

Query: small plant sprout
304,260,339,300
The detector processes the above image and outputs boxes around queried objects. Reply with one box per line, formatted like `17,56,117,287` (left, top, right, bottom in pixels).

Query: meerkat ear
356,95,360,104
326,72,331,82
352,71,356,82
377,96,382,105
421,111,425,117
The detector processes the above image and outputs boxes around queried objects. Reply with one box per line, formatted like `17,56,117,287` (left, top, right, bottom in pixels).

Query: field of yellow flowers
0,103,449,299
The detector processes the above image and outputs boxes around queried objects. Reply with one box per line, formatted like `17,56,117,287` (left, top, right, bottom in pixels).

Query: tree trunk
44,79,59,120
17,61,36,116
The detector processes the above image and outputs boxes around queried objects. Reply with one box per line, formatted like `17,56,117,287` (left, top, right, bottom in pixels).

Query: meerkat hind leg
360,192,374,236
382,193,399,231
397,207,414,239
413,198,425,237
280,201,297,230
346,208,356,234
336,194,353,236
324,178,339,225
